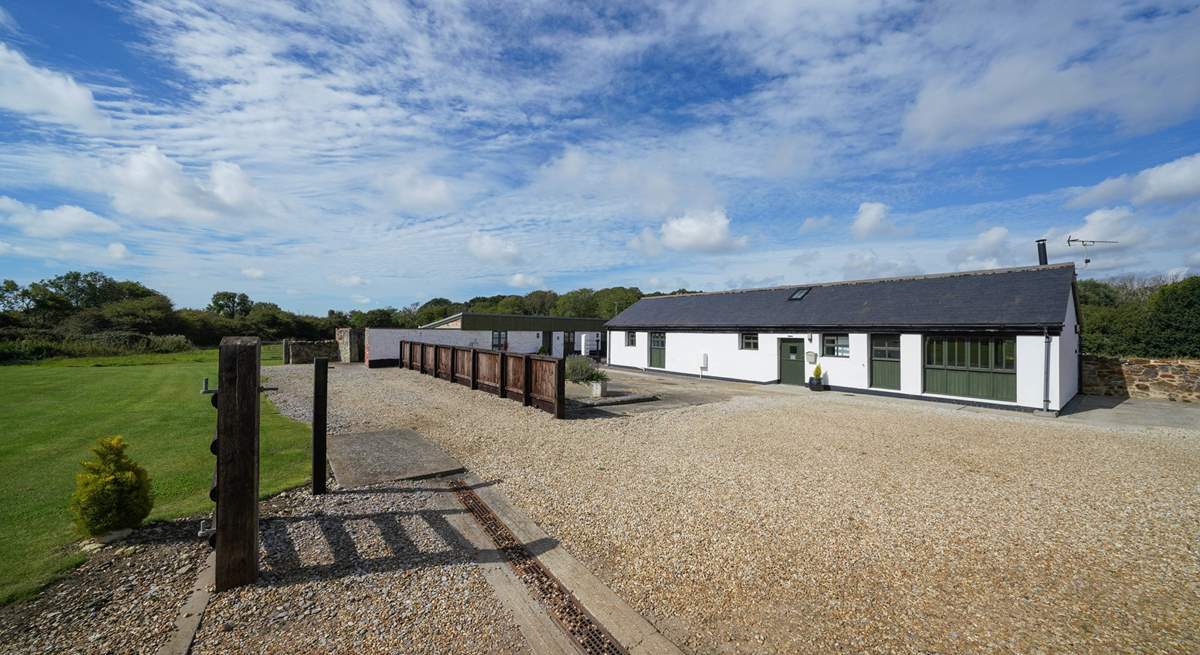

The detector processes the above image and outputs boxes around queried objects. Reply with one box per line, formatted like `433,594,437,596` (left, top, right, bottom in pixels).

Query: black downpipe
1036,239,1048,266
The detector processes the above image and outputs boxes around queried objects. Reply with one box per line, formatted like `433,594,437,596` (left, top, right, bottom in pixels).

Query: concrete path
1057,395,1200,431
326,429,465,488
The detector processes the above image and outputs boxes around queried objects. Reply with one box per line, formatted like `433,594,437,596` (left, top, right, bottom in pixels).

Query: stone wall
335,327,364,363
282,339,341,365
1081,355,1200,402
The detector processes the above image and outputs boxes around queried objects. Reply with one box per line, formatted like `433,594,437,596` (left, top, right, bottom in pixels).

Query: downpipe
1042,327,1051,412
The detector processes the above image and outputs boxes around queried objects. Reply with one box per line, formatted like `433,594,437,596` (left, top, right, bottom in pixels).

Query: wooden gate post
312,357,328,495
215,336,261,591
554,356,566,419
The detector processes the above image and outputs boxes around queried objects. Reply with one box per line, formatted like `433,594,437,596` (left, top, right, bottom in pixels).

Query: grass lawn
0,344,312,603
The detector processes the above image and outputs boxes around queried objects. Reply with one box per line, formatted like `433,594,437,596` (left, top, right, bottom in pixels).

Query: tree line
1076,274,1200,358
0,270,694,360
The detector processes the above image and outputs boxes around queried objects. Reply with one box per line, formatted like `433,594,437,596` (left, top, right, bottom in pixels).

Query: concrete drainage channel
450,479,627,655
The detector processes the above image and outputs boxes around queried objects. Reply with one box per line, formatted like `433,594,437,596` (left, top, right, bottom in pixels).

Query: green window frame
491,330,507,350
649,332,666,348
822,334,849,357
625,331,636,347
925,336,1016,372
740,333,759,350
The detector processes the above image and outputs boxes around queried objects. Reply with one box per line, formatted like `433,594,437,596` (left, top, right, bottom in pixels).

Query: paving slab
326,429,465,488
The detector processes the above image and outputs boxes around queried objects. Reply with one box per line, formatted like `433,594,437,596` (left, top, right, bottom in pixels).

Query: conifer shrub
69,436,153,536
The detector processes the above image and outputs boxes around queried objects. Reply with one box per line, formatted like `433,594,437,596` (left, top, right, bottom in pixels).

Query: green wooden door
779,339,806,385
870,334,901,390
648,332,666,368
923,336,1016,402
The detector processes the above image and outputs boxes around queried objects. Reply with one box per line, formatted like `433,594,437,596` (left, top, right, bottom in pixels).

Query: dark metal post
313,357,328,495
215,336,260,591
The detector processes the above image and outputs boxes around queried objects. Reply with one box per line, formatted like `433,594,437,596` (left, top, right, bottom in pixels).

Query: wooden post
498,352,508,398
281,339,290,365
398,340,405,368
312,357,328,495
215,336,260,591
523,355,532,406
450,347,457,384
470,349,478,390
554,356,566,418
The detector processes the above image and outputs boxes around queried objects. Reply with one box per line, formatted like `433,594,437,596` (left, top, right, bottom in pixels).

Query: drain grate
450,480,627,655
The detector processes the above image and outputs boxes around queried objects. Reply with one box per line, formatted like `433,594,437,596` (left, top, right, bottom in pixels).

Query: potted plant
566,355,610,397
808,364,825,391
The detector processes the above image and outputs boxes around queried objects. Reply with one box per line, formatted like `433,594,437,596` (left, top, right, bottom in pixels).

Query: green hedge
0,332,193,363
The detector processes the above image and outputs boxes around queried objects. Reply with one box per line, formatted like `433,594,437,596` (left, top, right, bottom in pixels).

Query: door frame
778,338,806,385
647,331,666,369
869,333,901,390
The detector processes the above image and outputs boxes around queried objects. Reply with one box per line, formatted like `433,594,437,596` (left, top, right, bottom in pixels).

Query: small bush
69,436,153,536
565,355,608,384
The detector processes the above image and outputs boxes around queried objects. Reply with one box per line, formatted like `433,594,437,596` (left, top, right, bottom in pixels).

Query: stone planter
590,380,608,398
807,377,826,391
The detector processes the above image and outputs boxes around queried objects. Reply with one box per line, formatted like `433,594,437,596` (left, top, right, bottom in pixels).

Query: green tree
552,288,597,317
206,291,253,318
100,293,175,334
1144,276,1200,357
0,279,26,312
1076,279,1120,307
414,298,462,326
522,290,558,315
592,286,643,319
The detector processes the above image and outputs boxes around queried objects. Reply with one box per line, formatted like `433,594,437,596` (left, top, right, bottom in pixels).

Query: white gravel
265,363,1200,654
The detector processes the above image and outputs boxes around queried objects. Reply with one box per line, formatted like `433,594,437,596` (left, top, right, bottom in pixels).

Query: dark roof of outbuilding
605,264,1076,331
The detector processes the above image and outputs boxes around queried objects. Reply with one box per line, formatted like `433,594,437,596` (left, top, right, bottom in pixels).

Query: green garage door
870,334,901,390
779,339,806,385
648,331,666,368
924,336,1016,402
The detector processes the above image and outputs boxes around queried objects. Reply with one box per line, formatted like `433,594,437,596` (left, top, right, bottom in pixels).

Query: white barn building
606,264,1080,412
364,313,605,366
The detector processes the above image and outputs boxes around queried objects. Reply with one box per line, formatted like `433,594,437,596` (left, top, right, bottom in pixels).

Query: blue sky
1,1,1199,314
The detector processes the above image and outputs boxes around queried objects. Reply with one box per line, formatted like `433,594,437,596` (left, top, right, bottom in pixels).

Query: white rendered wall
1058,291,1080,408
608,330,647,369
804,332,870,389
899,334,923,394
365,328,544,362
1015,334,1063,410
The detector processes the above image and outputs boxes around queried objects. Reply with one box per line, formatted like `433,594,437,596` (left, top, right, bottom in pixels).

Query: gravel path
266,363,1200,654
191,481,528,655
0,521,208,654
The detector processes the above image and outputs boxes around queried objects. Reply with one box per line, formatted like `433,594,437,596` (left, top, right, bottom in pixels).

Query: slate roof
606,264,1076,332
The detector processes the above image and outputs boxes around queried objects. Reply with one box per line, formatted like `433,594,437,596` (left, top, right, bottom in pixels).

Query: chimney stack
1036,239,1048,266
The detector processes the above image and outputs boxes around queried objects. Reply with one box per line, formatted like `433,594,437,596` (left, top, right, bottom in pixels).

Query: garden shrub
69,436,153,536
565,355,608,384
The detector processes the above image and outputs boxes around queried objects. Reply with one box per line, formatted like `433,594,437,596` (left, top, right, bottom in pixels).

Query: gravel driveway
267,363,1200,654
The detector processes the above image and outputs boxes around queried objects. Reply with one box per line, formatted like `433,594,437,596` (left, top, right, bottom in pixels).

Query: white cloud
851,202,907,240
797,216,831,234
1070,153,1200,207
507,273,543,288
467,233,521,264
637,208,748,254
351,294,371,305
0,196,119,237
0,7,18,33
384,166,458,214
106,242,130,260
334,274,367,288
0,240,12,255
628,227,663,257
841,251,921,280
109,146,267,222
947,226,1013,270
0,43,106,131
241,267,265,279
1043,207,1148,261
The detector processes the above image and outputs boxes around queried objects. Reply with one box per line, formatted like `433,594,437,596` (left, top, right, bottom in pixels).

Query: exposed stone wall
282,339,341,365
1081,355,1200,402
335,328,364,363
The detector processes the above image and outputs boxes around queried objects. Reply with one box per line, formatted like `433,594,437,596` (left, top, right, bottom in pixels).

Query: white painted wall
1058,290,1080,408
607,328,1071,410
899,333,923,394
550,331,601,358
608,330,647,369
365,328,543,362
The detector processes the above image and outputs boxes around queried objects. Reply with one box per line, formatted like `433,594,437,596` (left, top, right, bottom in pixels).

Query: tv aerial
1066,235,1118,268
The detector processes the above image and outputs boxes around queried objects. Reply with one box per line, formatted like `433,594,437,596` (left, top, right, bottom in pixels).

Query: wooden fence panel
422,345,436,375
453,348,472,386
436,346,453,381
476,351,501,395
504,354,527,403
398,340,564,417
